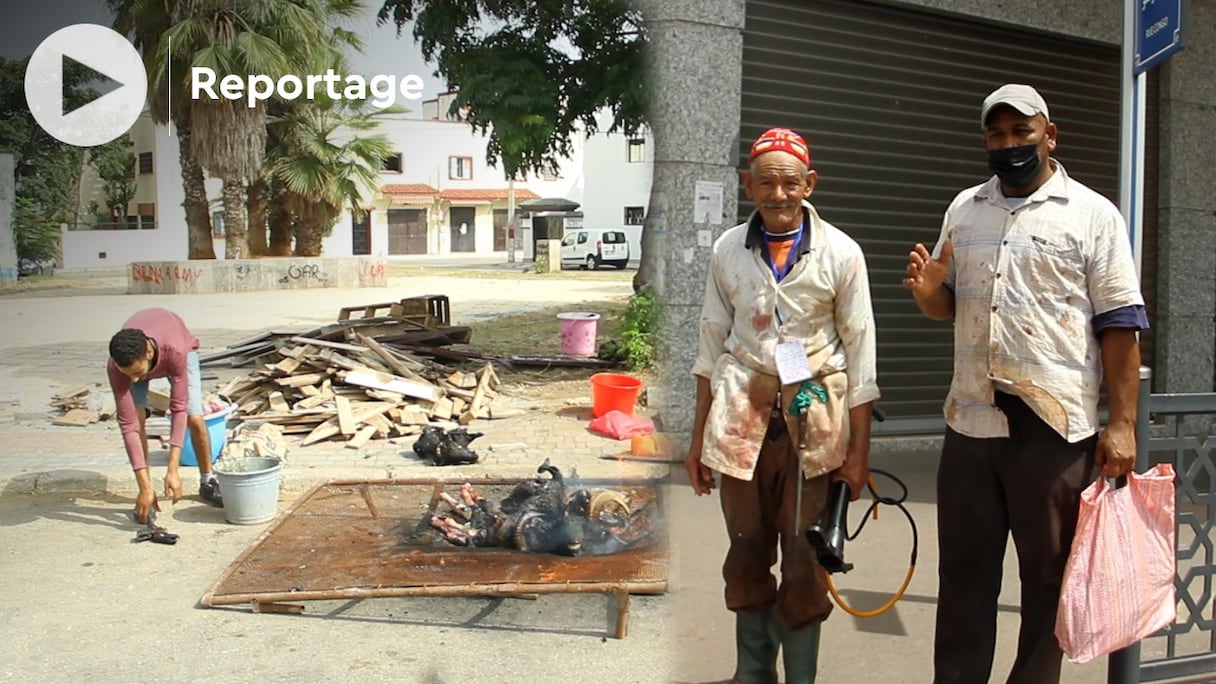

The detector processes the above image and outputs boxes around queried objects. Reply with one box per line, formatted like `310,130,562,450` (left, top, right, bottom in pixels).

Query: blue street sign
1135,0,1184,74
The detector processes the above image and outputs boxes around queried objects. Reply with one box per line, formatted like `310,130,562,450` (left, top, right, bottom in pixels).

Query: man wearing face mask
903,84,1147,682
686,127,879,683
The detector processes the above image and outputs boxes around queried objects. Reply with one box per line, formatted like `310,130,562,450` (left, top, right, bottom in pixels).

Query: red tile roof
382,183,438,195
438,188,541,201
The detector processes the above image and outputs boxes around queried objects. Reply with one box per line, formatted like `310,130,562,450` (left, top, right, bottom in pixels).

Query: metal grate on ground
199,478,669,638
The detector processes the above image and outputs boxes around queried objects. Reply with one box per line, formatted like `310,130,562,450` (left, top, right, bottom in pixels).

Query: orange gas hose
822,472,919,618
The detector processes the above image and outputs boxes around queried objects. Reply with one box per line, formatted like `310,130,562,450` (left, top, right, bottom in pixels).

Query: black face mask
987,143,1042,188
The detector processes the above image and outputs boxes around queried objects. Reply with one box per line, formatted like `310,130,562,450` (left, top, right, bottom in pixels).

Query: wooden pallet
338,295,451,326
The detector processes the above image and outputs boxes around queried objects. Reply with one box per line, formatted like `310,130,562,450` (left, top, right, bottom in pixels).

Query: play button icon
24,24,147,147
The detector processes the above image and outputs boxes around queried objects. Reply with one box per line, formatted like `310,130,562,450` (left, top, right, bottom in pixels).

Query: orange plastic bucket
590,373,643,417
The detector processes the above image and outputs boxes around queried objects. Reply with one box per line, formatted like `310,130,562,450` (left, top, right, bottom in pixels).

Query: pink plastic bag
1054,463,1177,664
588,410,655,440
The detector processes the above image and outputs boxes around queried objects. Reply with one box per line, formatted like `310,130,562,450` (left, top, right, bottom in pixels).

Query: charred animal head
412,426,444,457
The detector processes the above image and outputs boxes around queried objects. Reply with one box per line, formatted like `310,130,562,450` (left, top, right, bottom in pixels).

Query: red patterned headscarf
749,127,811,167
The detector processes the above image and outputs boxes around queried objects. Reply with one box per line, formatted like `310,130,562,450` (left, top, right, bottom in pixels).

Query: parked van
560,229,630,270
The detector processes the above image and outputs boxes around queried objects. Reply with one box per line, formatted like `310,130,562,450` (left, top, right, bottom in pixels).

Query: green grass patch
461,300,627,358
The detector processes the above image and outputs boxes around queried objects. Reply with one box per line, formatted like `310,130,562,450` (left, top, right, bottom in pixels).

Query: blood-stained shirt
106,308,200,469
692,201,880,480
933,161,1145,443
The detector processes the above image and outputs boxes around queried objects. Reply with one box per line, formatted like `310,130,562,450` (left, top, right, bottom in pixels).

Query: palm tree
268,96,396,256
108,0,217,259
163,0,342,259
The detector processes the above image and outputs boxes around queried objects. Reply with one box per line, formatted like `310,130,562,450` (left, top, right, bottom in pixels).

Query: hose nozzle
807,480,853,574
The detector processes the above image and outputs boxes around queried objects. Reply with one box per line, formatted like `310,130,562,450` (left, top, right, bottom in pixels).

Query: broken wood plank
341,369,439,403
336,396,356,436
302,401,397,446
430,397,454,420
52,408,97,426
459,362,496,423
345,425,379,449
355,333,426,381
52,386,92,400
294,393,331,410
271,356,304,376
363,389,405,404
290,336,368,353
275,372,329,388
267,391,290,413
365,413,392,437
301,417,341,446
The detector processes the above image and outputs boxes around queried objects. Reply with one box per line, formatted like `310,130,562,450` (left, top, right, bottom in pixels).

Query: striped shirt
934,161,1144,443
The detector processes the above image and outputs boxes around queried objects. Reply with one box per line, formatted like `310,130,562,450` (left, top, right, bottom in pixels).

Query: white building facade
60,97,653,269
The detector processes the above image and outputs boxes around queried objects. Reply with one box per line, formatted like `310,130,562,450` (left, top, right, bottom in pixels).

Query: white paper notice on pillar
694,180,723,225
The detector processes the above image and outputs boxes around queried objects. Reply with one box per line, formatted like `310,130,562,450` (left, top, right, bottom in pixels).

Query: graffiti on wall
131,263,203,285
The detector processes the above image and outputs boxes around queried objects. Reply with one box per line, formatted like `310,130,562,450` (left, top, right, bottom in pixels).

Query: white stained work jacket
692,201,880,481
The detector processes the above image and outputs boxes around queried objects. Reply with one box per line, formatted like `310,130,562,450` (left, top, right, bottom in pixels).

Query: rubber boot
779,620,821,684
731,605,780,684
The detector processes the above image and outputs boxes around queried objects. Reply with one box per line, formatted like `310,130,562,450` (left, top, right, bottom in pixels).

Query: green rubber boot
779,620,822,684
730,605,780,684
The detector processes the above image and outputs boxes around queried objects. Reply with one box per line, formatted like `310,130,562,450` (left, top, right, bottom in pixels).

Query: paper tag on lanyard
775,340,812,385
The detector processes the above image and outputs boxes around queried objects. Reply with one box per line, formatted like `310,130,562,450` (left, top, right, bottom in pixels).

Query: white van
560,229,630,270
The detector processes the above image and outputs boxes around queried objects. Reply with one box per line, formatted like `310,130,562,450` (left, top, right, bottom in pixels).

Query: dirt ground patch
440,300,652,410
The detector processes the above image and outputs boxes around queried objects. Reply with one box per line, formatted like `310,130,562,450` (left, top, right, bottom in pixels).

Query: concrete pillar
535,238,561,273
1156,0,1216,393
0,153,16,282
641,0,745,433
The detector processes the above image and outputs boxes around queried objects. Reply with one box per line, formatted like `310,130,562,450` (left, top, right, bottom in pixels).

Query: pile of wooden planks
199,296,470,370
216,333,513,449
48,386,106,426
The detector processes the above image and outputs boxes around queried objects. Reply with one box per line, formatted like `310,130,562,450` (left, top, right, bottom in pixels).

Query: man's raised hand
904,240,953,299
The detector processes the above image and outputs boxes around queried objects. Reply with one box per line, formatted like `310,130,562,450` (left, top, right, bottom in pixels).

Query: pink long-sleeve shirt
106,308,200,469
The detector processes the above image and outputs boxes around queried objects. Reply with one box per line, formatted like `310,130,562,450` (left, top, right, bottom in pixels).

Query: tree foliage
0,57,106,261
88,137,137,222
377,0,647,179
266,95,397,256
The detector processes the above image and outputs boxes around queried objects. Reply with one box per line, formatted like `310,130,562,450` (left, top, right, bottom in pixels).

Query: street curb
0,461,674,500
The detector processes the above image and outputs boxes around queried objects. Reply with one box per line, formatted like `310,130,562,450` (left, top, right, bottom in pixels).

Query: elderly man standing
685,127,880,683
904,84,1147,683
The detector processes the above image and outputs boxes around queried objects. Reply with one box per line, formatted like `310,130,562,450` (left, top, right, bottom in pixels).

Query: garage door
387,209,427,255
740,0,1149,432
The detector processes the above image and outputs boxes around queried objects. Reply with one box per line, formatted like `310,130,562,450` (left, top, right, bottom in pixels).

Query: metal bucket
213,456,282,525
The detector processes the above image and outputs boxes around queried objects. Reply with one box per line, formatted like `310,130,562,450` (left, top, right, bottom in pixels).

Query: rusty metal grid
200,478,669,611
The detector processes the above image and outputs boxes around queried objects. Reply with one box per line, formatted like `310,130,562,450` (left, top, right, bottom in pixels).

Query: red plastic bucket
557,311,600,356
590,373,643,417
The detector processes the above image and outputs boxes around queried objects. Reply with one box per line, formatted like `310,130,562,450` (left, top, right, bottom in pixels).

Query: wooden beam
290,336,369,353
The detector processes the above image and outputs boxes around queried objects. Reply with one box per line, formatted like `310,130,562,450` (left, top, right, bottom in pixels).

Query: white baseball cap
981,83,1050,127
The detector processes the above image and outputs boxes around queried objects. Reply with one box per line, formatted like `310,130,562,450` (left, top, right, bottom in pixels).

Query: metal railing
1109,366,1216,682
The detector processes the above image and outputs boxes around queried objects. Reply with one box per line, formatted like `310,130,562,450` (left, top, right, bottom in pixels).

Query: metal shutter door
740,0,1127,433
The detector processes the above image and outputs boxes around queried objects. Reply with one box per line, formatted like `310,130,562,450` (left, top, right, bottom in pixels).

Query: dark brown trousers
720,416,832,631
934,392,1097,684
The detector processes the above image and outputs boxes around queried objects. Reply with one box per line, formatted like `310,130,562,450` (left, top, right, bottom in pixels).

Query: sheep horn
590,490,630,519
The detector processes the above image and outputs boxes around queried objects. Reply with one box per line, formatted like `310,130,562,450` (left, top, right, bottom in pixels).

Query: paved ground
0,270,1134,682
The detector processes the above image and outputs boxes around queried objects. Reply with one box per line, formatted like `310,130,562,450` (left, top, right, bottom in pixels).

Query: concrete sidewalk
0,275,1133,682
0,271,649,498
